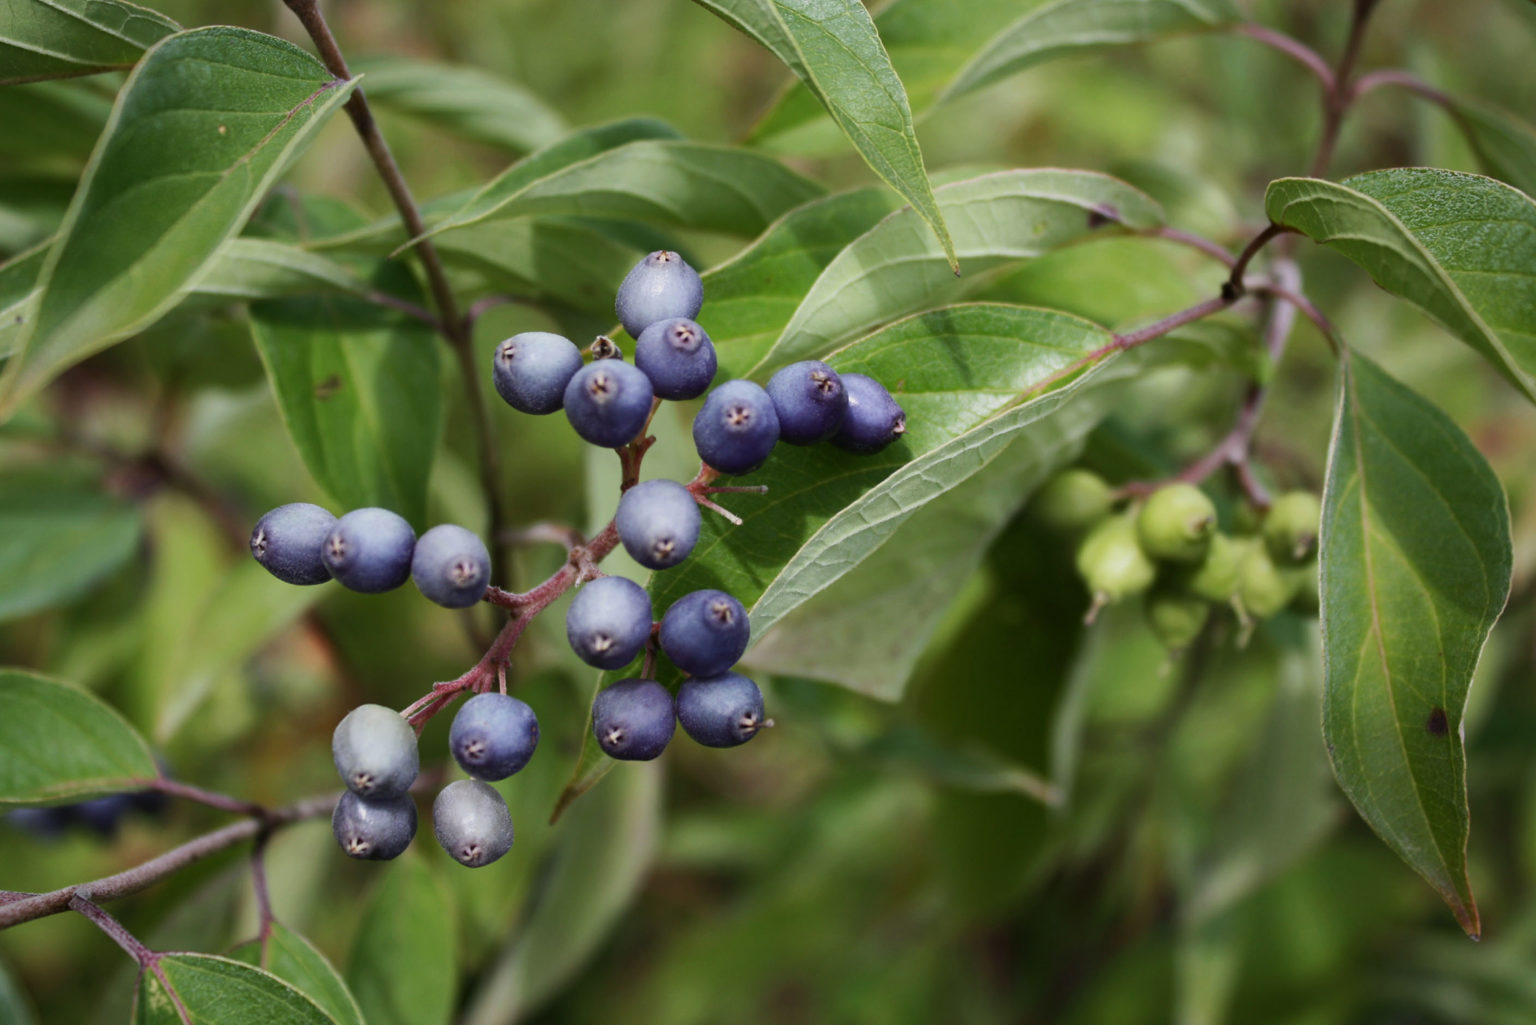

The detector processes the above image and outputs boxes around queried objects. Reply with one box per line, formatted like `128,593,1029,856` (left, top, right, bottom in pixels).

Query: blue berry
615,250,704,339
765,361,847,445
830,373,906,454
333,790,417,861
615,480,700,571
411,524,491,609
322,508,416,593
74,795,135,837
659,589,749,677
563,359,655,448
677,672,769,748
251,503,335,585
492,332,584,415
6,806,73,840
692,380,780,476
591,679,676,761
332,704,419,799
566,575,653,670
449,693,539,781
634,318,717,400
433,779,514,867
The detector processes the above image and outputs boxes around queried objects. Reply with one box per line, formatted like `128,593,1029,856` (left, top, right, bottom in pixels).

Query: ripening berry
333,791,417,861
692,380,779,475
635,318,717,400
566,575,653,670
1263,491,1322,565
1076,512,1156,606
251,503,336,585
1144,589,1211,651
1237,541,1302,619
765,360,848,445
829,373,905,454
449,693,539,781
332,704,419,799
322,508,417,593
615,250,704,340
615,479,700,571
1135,484,1216,563
492,332,584,415
659,589,749,678
1174,532,1242,603
563,359,655,448
432,780,515,868
676,672,769,748
1033,470,1113,533
591,678,676,761
411,524,491,608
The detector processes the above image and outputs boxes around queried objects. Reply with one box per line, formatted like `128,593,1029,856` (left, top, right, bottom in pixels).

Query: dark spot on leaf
1426,707,1449,736
1087,205,1118,229
314,375,343,400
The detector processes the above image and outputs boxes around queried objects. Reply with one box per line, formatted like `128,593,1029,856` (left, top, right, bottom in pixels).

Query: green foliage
345,854,457,1025
0,669,157,803
1320,352,1511,938
0,0,178,85
231,923,366,1025
134,953,335,1025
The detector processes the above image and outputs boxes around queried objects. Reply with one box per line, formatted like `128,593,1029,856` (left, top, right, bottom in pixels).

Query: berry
692,380,780,475
1263,490,1322,565
1144,590,1211,650
566,575,653,670
591,679,676,761
615,250,704,339
333,791,417,861
1033,470,1113,533
1174,532,1242,602
432,779,515,868
765,360,847,445
411,524,491,609
1135,484,1216,563
251,502,336,585
492,332,584,415
635,318,717,400
332,704,419,799
659,589,749,677
563,359,655,448
1237,541,1301,619
615,479,700,571
74,795,135,837
676,672,769,748
829,373,905,454
1076,512,1156,605
6,806,73,840
322,508,416,593
449,693,539,781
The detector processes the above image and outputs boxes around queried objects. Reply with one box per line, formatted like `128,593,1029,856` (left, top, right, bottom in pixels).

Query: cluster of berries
5,790,166,841
247,249,907,866
1033,470,1321,648
328,698,531,866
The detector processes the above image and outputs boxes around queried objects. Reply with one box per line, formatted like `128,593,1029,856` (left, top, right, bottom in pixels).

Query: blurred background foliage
2,0,1535,1023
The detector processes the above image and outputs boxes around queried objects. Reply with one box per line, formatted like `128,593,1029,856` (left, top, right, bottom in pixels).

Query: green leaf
688,0,954,268
0,465,142,623
0,0,178,85
249,263,441,530
232,923,365,1025
426,134,822,245
0,668,156,804
429,218,645,318
461,763,662,1025
751,168,1163,374
0,79,113,161
0,956,36,1025
346,853,457,1025
192,239,378,301
1443,96,1536,199
701,186,905,375
353,55,566,153
942,0,1241,102
135,953,335,1025
1321,351,1512,938
1266,169,1536,404
0,27,359,418
748,0,1023,149
0,241,47,359
854,725,1057,803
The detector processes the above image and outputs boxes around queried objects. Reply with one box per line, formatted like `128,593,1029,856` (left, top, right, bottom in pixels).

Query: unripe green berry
1076,512,1157,608
1034,469,1114,532
1174,532,1241,603
1237,541,1302,620
1136,484,1217,563
1263,491,1322,565
1144,589,1211,651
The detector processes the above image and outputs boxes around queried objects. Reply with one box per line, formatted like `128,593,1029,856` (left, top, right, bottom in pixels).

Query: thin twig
1233,24,1336,91
149,779,267,819
0,794,339,930
1309,0,1381,177
1145,226,1238,269
250,832,276,961
1226,223,1293,296
1350,68,1454,108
